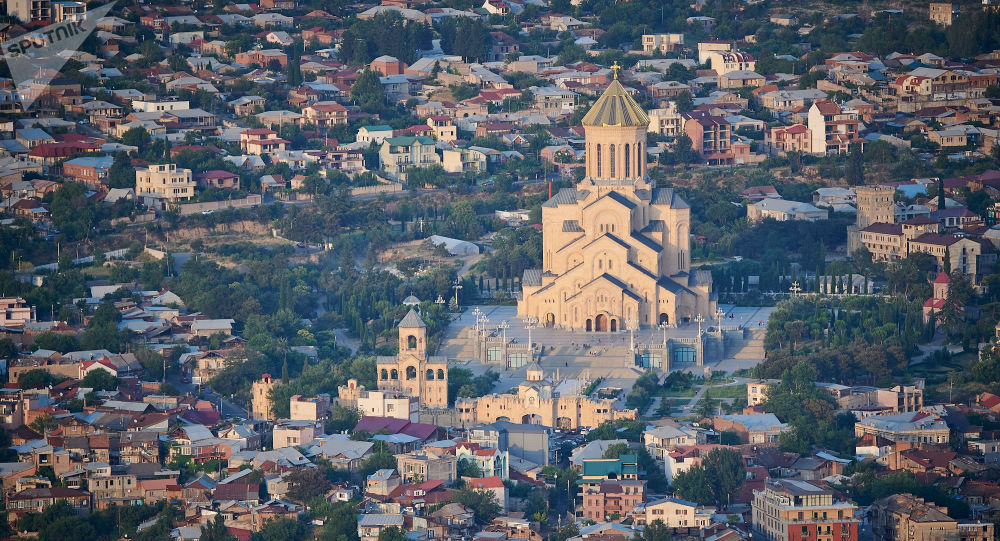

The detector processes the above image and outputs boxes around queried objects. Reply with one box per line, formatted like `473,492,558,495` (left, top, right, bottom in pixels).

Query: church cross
611,61,621,80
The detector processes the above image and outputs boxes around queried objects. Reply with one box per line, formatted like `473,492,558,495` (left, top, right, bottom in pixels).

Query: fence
177,194,263,215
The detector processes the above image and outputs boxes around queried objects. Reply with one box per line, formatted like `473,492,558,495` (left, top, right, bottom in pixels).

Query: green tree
671,464,714,505
454,487,502,524
633,519,673,541
200,515,237,541
846,142,864,185
351,69,386,114
701,448,745,509
361,452,397,477
81,369,119,391
286,466,330,502
377,526,407,541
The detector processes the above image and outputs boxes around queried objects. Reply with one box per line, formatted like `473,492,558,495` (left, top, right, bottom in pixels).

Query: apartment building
379,136,440,181
854,411,950,444
807,100,862,155
648,104,684,137
51,0,85,22
7,0,50,22
642,497,714,528
871,494,992,541
642,34,684,54
273,420,321,449
683,112,733,165
301,101,348,127
0,297,35,327
578,480,645,523
395,450,456,484
753,479,859,541
769,124,812,154
240,129,290,156
355,390,418,422
135,163,195,205
290,394,331,421
707,51,755,76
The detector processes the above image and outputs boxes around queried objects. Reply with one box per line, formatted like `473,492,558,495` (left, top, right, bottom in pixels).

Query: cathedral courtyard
437,303,777,376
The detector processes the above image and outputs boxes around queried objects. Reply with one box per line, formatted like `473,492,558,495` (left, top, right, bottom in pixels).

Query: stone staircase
725,328,767,360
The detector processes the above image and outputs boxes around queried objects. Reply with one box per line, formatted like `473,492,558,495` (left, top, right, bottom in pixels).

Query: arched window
609,144,616,177
624,143,630,177
596,144,602,177
406,366,417,380
637,145,643,176
407,335,417,350
381,369,388,380
437,369,445,379
390,369,398,380
427,369,434,380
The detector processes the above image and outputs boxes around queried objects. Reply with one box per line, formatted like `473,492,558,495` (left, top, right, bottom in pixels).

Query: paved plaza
437,303,777,395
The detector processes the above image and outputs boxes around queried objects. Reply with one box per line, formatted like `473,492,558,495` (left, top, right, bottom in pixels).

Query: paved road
167,373,248,419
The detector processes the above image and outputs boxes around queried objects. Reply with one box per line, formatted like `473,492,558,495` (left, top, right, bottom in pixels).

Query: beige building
648,104,683,137
642,34,684,54
251,374,279,421
290,394,331,421
752,479,860,541
518,77,715,331
395,450,456,483
273,420,321,449
0,298,35,327
456,377,636,430
707,51,756,76
854,411,950,444
135,163,195,203
376,310,448,409
356,390,418,422
859,218,988,281
641,497,714,528
871,494,993,541
747,380,780,407
379,136,440,181
928,2,958,26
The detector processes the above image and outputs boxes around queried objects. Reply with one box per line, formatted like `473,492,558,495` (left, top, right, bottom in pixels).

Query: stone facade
250,374,279,421
376,310,448,409
455,377,636,430
518,78,714,331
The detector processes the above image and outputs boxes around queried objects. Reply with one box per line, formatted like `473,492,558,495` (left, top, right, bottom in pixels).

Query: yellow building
518,73,714,331
456,376,636,430
376,310,448,409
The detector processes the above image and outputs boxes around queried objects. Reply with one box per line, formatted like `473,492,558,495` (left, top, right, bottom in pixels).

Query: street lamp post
498,321,510,344
789,281,802,296
658,321,670,348
525,316,538,350
472,307,483,334
694,314,705,336
626,318,638,352
715,308,725,329
451,279,463,308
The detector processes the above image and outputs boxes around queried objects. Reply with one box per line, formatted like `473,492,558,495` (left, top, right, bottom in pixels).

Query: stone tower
376,309,449,409
855,185,896,229
251,373,279,421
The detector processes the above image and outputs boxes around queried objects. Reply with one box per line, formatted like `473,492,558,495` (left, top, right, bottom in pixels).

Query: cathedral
518,74,715,331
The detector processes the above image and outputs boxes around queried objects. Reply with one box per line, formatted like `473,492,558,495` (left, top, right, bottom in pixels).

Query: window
610,144,616,176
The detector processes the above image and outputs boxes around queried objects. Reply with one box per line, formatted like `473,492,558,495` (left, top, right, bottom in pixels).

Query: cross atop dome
611,61,622,80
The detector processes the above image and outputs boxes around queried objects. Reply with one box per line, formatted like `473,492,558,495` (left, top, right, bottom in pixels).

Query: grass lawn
662,388,698,398
704,384,747,400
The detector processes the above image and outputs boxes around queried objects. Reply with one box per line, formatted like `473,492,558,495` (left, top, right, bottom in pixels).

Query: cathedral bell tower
582,63,650,184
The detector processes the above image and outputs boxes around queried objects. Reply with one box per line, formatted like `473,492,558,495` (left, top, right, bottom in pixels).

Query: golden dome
581,79,650,127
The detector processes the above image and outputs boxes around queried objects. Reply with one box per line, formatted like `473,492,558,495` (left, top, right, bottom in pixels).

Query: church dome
581,79,650,127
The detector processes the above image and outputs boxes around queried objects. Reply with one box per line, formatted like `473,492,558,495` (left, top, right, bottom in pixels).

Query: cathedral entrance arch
544,313,555,327
522,414,543,425
586,319,593,332
556,417,573,430
595,314,608,332
610,319,617,332
659,313,669,325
